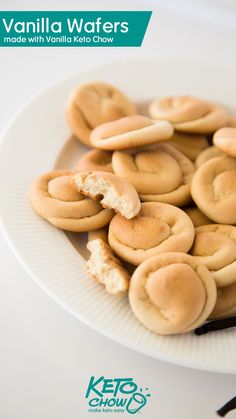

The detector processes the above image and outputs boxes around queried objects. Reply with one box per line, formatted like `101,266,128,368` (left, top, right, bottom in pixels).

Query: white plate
0,59,236,374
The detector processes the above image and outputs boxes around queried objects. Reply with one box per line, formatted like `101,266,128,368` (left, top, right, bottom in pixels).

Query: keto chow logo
85,376,151,414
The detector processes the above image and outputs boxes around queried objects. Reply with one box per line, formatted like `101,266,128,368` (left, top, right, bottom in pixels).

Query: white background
1,1,236,418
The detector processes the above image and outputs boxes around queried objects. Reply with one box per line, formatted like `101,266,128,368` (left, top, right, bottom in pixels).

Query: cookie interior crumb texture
74,172,141,219
87,239,130,295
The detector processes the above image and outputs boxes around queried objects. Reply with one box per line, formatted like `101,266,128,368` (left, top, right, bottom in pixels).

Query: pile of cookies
30,81,236,336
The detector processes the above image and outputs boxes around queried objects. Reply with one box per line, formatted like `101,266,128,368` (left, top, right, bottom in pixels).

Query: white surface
1,59,236,374
0,1,236,418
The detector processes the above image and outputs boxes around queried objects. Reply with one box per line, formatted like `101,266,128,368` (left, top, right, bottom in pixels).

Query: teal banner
0,11,152,47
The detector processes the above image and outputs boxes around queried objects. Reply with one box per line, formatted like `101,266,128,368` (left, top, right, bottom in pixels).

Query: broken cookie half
73,171,141,219
87,238,130,296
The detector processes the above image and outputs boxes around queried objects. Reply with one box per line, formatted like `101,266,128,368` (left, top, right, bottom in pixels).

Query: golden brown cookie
213,127,236,158
90,115,173,150
30,170,113,231
129,252,216,335
168,132,208,161
149,95,227,134
191,156,236,224
112,143,195,207
108,202,195,265
88,227,108,243
73,171,141,219
195,146,224,168
184,206,213,227
66,81,136,146
210,282,236,319
87,238,130,295
190,224,236,287
227,116,236,128
76,149,113,173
